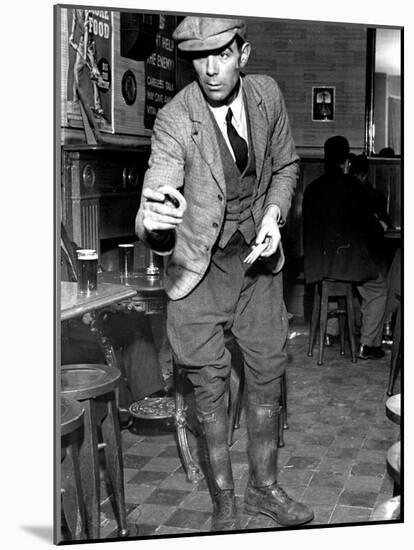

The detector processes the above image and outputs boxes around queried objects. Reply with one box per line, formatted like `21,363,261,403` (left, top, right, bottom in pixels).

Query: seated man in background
302,136,388,360
349,153,393,234
60,223,167,419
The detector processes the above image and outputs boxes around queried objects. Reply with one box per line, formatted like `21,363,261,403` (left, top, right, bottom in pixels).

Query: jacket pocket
168,223,205,273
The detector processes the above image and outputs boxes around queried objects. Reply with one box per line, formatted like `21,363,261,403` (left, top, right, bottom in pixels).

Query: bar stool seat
61,364,119,400
61,363,129,539
61,395,84,436
61,396,86,541
308,279,357,365
386,394,401,425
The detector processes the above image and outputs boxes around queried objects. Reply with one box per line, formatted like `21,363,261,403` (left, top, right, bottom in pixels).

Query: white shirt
208,79,248,163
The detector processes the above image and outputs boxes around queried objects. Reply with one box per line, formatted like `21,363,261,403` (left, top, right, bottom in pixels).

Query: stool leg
174,364,204,483
79,399,101,539
308,284,320,357
277,405,285,448
280,371,288,429
387,302,401,396
318,283,329,365
233,368,245,431
346,286,357,363
61,439,86,541
228,367,243,447
387,353,401,397
101,393,129,537
278,374,288,448
338,297,346,356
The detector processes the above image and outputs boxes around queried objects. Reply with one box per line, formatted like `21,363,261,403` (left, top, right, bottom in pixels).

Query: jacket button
212,222,219,228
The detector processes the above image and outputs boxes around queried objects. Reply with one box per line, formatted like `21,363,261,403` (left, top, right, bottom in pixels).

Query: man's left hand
255,205,282,258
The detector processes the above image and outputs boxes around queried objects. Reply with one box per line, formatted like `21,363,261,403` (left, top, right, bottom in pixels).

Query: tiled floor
71,319,401,541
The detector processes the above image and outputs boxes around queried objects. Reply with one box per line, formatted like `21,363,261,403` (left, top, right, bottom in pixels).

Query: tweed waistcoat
209,107,257,248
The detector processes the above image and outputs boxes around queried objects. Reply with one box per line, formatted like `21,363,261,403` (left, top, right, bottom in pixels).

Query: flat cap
173,16,246,52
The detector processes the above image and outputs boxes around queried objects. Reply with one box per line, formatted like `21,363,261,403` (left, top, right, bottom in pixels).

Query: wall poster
144,15,177,129
312,86,335,121
63,7,114,133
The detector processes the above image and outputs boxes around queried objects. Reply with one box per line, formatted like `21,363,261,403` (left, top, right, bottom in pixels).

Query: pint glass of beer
76,249,98,294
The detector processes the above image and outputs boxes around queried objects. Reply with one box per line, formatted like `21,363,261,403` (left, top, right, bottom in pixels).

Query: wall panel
244,18,368,150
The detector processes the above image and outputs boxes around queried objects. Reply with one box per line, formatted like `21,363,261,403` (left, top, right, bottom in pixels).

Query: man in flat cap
136,16,313,531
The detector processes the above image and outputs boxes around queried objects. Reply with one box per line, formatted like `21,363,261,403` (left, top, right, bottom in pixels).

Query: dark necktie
225,108,248,173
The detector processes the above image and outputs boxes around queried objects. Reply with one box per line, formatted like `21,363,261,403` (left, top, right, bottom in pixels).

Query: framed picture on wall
312,86,335,121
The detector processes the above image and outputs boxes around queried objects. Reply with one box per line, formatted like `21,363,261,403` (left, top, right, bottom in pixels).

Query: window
366,28,402,156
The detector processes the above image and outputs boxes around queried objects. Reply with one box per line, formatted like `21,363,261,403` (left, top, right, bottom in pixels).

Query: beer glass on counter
76,249,98,294
118,243,134,277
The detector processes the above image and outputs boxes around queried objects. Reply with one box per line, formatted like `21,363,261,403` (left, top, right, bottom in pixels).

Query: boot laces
272,483,291,502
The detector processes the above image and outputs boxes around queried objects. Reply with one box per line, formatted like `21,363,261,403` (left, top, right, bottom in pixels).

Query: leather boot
245,402,314,526
198,402,240,532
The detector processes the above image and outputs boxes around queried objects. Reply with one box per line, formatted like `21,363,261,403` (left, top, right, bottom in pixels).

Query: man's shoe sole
211,519,242,531
245,502,314,526
357,353,385,360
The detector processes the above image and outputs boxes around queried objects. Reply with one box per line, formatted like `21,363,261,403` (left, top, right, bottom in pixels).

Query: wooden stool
61,396,86,541
61,364,128,539
129,363,204,485
387,294,401,396
308,279,357,365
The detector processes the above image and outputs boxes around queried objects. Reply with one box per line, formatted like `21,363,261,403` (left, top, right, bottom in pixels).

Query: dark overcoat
302,167,383,284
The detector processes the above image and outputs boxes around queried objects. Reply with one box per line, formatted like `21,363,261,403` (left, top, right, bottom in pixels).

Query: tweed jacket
136,74,299,300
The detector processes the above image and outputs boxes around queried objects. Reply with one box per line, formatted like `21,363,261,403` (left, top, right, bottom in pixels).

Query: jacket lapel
243,78,267,185
188,83,226,195
187,78,268,195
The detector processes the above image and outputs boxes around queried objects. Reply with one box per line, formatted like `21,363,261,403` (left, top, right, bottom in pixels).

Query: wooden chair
308,279,357,365
61,363,129,539
60,396,86,541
